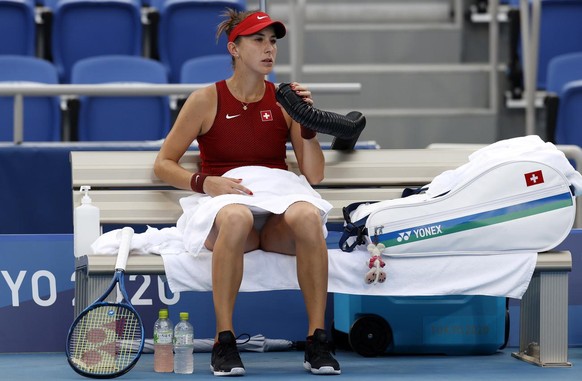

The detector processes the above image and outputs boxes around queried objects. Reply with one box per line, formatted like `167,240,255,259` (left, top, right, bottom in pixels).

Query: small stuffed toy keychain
365,243,387,284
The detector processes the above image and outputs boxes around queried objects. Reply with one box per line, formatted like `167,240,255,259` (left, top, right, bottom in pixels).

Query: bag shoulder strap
338,201,378,252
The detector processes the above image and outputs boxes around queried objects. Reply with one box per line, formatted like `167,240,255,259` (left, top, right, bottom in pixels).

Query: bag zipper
368,182,570,235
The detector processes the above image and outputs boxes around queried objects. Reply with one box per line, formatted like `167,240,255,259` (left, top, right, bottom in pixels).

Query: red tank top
197,80,289,176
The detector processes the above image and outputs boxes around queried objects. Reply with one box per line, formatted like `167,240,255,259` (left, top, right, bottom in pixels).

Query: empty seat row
499,0,582,146
14,50,582,145
71,55,170,141
36,0,205,8
156,0,245,82
0,55,60,141
0,0,246,83
506,0,582,98
0,54,236,142
544,52,582,146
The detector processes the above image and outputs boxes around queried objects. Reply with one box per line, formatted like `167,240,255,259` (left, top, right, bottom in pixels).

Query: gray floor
2,347,582,380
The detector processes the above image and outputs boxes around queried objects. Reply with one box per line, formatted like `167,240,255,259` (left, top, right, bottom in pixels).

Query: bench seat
71,149,573,367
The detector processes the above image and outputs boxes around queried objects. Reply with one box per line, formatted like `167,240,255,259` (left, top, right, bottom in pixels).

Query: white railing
519,0,541,136
0,82,362,144
489,0,500,115
471,0,542,135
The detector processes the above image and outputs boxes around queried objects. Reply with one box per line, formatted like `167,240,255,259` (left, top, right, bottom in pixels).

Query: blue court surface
1,347,582,380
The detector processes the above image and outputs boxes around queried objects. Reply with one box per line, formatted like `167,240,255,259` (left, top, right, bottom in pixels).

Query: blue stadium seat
503,0,522,6
180,54,234,83
536,0,582,90
0,0,36,56
180,54,276,83
71,55,171,141
554,80,582,145
148,0,166,8
546,52,582,95
508,0,582,96
157,0,246,82
0,56,61,142
39,0,61,8
545,52,582,143
51,0,143,83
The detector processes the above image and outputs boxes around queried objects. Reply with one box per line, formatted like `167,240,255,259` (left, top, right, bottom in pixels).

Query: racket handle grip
115,227,134,271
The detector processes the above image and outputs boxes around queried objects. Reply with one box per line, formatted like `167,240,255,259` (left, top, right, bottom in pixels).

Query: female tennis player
154,8,340,377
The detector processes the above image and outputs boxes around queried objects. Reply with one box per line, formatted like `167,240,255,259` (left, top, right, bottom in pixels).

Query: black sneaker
210,331,246,376
304,329,341,375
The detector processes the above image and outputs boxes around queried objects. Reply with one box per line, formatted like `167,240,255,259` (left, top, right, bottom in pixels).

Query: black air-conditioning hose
275,83,366,146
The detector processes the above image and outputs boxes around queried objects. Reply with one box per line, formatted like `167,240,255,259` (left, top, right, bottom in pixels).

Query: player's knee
287,203,322,233
217,205,254,231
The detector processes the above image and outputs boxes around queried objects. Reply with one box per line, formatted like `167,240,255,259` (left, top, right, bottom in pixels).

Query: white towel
91,226,185,256
176,166,333,256
160,247,536,299
91,227,536,298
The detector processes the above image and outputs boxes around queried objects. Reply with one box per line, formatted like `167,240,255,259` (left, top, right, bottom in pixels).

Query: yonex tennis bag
340,160,576,255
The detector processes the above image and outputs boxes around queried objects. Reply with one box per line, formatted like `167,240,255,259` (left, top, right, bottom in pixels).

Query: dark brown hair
216,8,260,43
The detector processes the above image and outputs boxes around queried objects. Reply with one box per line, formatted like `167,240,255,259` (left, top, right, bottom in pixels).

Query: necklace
230,82,264,110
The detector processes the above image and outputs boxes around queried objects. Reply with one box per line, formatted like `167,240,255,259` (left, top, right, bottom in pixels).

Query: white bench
71,149,573,367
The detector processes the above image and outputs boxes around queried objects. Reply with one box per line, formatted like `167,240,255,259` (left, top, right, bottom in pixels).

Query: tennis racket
66,227,144,378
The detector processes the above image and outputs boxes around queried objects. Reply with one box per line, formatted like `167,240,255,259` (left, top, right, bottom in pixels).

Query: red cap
228,12,286,43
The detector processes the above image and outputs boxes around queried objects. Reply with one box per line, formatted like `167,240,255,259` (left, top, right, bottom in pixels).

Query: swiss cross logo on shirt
260,110,273,122
524,170,544,187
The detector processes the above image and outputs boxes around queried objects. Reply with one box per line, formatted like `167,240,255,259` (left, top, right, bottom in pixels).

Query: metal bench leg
74,265,116,318
512,271,571,367
74,267,87,318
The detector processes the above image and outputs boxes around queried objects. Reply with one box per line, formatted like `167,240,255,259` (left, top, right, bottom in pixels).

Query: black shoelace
312,340,336,359
215,334,249,362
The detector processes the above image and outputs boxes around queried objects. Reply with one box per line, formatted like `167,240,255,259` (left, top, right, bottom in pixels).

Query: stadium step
259,0,463,65
275,63,493,110
249,0,522,148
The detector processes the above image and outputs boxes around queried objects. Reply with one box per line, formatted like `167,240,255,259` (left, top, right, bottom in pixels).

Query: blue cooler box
333,294,508,357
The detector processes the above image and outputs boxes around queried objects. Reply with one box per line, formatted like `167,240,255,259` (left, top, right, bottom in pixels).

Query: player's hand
277,82,313,107
204,176,253,196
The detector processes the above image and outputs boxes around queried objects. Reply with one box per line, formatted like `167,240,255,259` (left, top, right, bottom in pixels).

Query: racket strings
68,305,142,375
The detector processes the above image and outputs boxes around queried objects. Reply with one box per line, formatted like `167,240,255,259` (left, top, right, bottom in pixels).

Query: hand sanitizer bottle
74,185,100,257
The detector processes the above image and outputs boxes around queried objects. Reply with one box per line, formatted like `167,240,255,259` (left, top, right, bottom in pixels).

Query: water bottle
173,312,194,374
153,308,174,373
73,185,100,257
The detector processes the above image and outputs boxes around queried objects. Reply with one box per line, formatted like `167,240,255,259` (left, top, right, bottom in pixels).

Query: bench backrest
70,149,476,224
